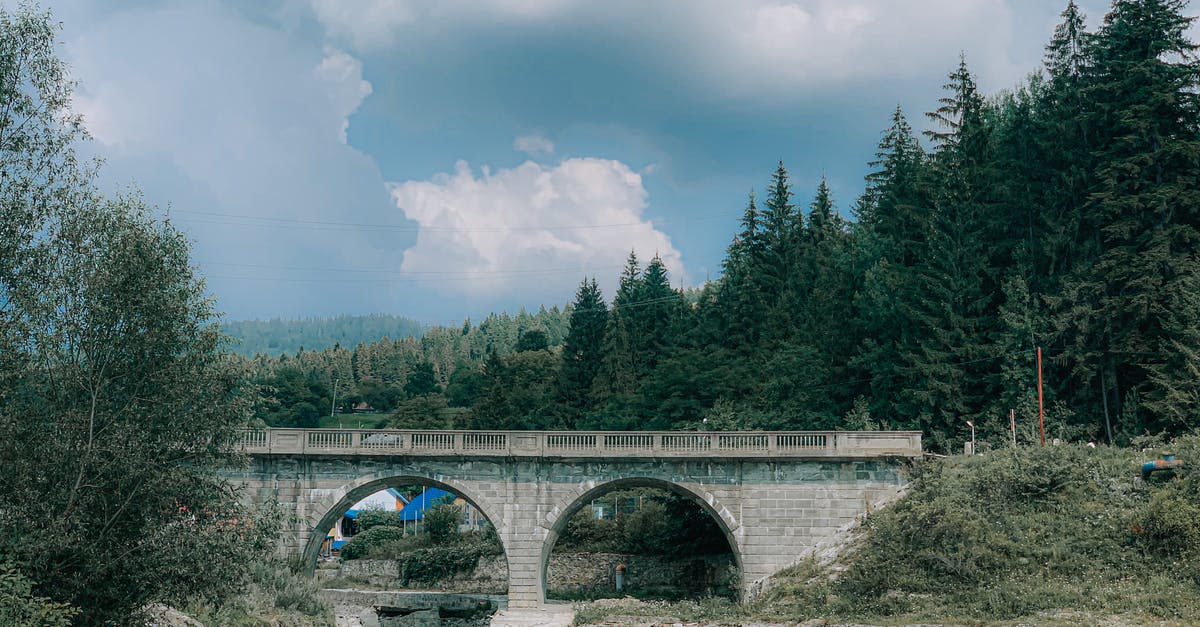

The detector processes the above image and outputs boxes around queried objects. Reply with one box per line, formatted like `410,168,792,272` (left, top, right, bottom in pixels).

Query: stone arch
300,473,508,574
538,477,743,601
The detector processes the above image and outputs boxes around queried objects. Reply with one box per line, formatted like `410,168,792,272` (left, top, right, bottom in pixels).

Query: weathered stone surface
227,430,917,609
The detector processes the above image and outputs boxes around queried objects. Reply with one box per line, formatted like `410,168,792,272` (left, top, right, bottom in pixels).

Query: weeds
185,560,334,626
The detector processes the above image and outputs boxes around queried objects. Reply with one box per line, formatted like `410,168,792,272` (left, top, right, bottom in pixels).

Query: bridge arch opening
540,478,741,602
302,475,508,593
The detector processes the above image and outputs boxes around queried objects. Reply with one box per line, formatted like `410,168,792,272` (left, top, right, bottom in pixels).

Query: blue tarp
398,487,455,521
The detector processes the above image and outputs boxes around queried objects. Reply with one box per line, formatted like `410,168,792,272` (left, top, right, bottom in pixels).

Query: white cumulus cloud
308,0,423,50
308,0,569,50
313,47,374,144
684,0,1021,91
513,133,555,157
389,158,684,298
65,2,407,319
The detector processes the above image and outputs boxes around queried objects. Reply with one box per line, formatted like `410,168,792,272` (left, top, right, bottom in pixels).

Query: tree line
223,314,427,358
246,0,1200,452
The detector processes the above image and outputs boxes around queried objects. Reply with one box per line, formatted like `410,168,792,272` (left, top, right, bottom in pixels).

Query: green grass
575,436,1200,625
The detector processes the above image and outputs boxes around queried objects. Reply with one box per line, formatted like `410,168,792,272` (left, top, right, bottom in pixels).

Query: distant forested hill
223,314,427,357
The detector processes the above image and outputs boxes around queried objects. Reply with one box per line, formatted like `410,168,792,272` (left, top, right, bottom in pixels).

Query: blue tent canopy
398,487,455,521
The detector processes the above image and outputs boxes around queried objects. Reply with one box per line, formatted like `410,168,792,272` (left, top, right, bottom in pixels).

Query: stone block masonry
225,428,919,608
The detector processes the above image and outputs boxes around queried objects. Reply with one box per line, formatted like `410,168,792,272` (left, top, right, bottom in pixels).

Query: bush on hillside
750,440,1200,623
1132,434,1200,575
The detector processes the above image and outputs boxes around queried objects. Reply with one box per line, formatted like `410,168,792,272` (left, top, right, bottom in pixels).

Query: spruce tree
718,192,766,351
557,278,608,416
590,254,641,406
850,107,930,425
1082,0,1200,437
758,161,803,341
635,254,682,374
905,56,997,446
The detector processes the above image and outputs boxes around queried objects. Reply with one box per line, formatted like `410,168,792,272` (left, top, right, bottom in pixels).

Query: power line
167,208,736,233
206,270,616,285
199,260,625,276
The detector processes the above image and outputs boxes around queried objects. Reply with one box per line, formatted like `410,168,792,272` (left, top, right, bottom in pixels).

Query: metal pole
1037,347,1045,446
331,377,339,417
1010,408,1016,448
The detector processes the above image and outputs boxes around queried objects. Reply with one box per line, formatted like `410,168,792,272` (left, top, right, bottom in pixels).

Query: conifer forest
244,1,1200,453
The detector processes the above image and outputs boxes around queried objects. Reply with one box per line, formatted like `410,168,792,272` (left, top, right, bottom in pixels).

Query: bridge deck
240,428,921,459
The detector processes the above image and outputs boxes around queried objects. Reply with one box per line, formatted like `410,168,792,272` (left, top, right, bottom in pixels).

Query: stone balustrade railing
239,428,922,459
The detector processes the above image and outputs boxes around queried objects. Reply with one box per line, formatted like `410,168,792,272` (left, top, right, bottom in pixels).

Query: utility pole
331,376,339,417
1037,347,1045,446
1009,408,1017,448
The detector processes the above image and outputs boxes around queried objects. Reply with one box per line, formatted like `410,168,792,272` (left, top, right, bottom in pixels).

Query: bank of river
323,589,504,627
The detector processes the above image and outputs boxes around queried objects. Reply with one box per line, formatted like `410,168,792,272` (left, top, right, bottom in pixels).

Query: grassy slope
577,437,1200,625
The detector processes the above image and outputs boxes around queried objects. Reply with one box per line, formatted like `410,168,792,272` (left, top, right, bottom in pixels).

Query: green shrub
357,534,432,560
398,545,484,584
424,503,461,544
1133,436,1200,569
340,525,409,560
0,562,77,627
356,509,404,532
558,512,623,553
396,531,504,585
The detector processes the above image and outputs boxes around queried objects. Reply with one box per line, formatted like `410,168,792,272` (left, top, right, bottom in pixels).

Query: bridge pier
226,429,920,607
500,535,547,608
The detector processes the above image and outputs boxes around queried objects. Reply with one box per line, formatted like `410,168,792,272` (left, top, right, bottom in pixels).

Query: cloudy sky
15,0,1198,323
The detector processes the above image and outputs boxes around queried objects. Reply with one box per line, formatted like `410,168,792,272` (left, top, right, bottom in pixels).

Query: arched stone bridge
226,428,921,608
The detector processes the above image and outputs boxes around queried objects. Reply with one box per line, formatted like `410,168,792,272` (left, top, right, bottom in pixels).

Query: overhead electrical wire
206,271,619,285
165,207,736,233
199,260,625,276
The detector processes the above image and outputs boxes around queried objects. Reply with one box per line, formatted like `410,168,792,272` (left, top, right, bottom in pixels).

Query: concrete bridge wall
226,429,920,609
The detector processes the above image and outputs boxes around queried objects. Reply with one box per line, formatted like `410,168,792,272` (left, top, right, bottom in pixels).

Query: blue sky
18,0,1197,323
